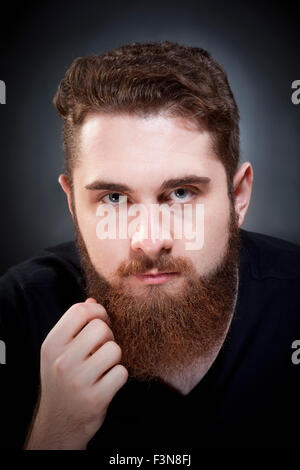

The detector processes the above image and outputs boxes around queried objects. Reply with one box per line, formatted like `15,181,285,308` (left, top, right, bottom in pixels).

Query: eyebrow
85,175,211,193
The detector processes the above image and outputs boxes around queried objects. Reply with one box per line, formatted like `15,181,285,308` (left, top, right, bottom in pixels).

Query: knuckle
53,355,67,376
89,317,104,329
106,341,122,360
96,303,108,315
114,364,128,381
40,338,54,365
91,319,113,339
72,303,87,317
40,340,49,359
89,318,106,336
95,306,110,325
71,302,110,328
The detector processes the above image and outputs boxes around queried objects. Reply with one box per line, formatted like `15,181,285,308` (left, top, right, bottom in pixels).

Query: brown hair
53,40,240,197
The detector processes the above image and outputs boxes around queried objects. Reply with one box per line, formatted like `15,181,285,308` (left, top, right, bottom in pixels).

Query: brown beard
73,206,240,382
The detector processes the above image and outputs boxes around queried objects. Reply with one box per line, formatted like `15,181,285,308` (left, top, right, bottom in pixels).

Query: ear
58,174,74,220
233,162,253,227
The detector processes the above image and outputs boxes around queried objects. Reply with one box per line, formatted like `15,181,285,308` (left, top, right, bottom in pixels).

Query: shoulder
0,240,85,332
0,240,82,289
240,228,300,280
238,229,300,339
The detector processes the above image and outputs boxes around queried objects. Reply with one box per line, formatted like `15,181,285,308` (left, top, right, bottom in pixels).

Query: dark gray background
0,0,299,276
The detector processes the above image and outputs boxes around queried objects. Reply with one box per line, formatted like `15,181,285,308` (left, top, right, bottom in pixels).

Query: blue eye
102,193,127,205
169,188,193,201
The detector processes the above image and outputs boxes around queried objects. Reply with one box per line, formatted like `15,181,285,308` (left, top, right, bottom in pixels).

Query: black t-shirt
0,228,300,450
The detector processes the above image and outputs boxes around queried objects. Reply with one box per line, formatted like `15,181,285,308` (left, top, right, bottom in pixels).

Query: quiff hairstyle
53,40,240,198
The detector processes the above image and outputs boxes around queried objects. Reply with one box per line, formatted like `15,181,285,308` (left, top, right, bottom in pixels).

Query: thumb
85,297,97,304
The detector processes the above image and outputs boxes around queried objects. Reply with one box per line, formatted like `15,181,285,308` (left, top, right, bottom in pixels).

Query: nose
130,204,174,258
131,235,173,258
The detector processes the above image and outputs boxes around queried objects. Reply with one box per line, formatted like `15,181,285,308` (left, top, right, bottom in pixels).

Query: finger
91,364,128,406
44,302,110,358
83,298,112,328
60,320,115,369
78,341,122,385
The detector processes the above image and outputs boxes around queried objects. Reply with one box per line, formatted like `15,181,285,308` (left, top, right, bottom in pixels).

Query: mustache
115,254,194,277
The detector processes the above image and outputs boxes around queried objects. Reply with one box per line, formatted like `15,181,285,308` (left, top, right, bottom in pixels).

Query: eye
168,188,197,202
102,193,127,205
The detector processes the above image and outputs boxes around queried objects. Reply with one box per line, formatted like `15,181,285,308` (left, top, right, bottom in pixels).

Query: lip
134,271,180,285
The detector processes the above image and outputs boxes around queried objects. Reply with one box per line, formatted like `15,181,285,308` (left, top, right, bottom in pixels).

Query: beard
73,205,240,382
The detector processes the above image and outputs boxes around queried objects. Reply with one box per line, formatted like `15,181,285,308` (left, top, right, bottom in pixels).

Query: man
0,40,299,451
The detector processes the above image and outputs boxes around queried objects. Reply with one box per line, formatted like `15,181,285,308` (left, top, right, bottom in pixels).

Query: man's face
73,113,232,284
63,112,244,381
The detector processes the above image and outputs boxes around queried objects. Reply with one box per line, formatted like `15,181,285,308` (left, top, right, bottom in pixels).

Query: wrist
24,413,88,450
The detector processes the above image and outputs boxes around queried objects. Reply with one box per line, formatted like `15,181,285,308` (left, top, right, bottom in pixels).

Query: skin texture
24,298,128,450
64,113,252,282
25,112,253,449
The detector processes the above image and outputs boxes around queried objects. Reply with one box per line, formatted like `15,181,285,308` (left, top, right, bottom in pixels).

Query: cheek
89,239,125,279
76,209,129,279
90,239,130,280
195,198,231,273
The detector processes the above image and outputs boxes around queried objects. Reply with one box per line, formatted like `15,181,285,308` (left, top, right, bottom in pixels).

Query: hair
53,40,240,198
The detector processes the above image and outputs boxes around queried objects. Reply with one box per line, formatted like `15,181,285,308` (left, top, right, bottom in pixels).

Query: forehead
76,112,223,186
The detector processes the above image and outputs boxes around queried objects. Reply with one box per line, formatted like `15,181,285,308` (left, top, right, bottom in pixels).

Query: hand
24,298,128,450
